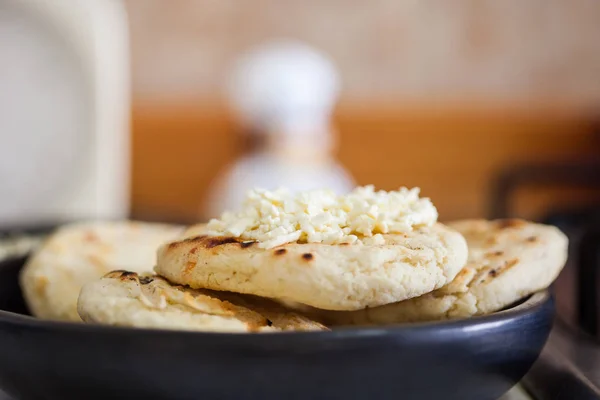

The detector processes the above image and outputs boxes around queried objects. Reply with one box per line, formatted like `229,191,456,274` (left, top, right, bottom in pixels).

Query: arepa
155,223,468,311
19,221,184,322
77,271,327,332
312,219,568,325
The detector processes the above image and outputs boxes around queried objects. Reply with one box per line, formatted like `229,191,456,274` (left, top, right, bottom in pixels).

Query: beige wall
125,0,600,108
125,1,600,222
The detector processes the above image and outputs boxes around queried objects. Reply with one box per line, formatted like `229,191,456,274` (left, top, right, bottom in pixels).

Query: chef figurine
202,40,355,219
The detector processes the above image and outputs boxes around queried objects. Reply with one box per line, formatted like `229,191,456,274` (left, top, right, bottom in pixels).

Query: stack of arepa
18,186,568,333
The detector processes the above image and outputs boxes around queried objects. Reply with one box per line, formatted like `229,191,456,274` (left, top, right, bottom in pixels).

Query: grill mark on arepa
184,261,196,275
34,276,49,295
274,248,287,256
205,237,241,248
486,236,499,246
453,268,473,284
494,258,519,276
104,270,125,278
104,270,140,282
302,253,314,261
525,236,538,243
474,257,520,285
167,235,207,249
169,235,257,250
138,276,154,285
431,290,451,299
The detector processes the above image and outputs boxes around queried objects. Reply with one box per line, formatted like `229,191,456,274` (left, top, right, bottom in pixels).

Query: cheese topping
206,185,438,249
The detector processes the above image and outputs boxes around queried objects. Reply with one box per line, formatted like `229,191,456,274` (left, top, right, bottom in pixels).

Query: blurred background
126,0,600,223
2,0,600,226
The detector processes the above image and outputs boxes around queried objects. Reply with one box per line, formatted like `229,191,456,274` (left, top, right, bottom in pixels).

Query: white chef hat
226,39,340,136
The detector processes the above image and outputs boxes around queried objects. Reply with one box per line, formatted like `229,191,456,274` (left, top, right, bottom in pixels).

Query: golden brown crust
310,219,568,325
78,271,328,333
155,223,469,311
167,235,257,251
19,221,185,322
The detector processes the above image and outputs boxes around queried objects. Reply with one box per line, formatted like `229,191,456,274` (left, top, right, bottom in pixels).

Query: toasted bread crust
155,223,468,311
78,271,328,332
313,219,568,324
19,221,184,321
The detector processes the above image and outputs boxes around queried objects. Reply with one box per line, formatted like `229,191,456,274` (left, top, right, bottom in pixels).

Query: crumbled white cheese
206,185,438,249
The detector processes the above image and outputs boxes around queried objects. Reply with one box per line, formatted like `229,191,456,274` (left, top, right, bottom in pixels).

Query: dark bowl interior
0,255,554,400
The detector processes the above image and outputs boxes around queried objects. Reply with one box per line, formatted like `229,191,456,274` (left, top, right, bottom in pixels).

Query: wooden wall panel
131,103,600,223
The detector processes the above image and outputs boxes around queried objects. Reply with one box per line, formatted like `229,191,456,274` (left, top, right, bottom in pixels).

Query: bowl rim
0,290,553,342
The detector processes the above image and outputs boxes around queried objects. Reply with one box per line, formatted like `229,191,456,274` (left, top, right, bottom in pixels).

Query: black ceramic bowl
0,255,553,400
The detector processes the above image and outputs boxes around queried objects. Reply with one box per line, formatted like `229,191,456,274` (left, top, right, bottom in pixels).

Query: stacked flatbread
304,219,568,326
155,222,468,311
19,221,184,322
18,189,568,333
78,270,326,332
18,221,328,332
